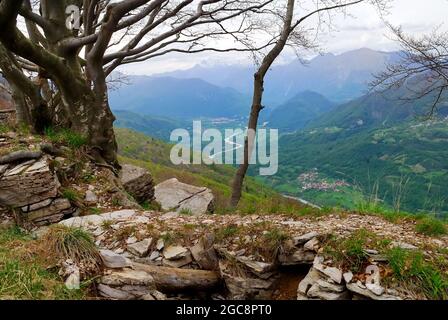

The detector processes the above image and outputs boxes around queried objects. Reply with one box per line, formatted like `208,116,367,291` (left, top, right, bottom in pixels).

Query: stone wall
0,154,77,226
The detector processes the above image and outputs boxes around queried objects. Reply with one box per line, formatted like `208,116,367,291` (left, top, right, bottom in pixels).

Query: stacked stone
0,155,76,225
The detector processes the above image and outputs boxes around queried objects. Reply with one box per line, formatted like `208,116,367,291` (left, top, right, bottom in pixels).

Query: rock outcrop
119,164,155,203
0,156,76,225
154,178,214,215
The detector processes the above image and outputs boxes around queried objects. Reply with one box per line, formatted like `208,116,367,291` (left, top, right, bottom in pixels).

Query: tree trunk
230,72,264,207
230,0,295,208
133,262,221,292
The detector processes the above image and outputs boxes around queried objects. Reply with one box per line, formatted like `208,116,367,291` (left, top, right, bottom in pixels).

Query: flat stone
126,236,138,245
98,284,134,300
307,283,349,300
391,241,418,250
21,199,52,213
236,256,274,278
219,261,275,300
366,283,385,296
313,258,343,284
278,248,315,266
316,279,346,293
347,283,401,300
160,211,179,220
128,238,152,257
293,232,319,246
60,210,137,228
304,237,320,252
163,254,193,268
4,160,36,176
163,245,189,260
100,250,132,269
25,198,72,221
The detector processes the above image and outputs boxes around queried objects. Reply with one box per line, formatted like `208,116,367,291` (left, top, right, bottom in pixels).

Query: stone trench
49,209,408,301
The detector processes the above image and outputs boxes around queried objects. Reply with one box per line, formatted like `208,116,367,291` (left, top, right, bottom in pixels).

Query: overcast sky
121,0,448,75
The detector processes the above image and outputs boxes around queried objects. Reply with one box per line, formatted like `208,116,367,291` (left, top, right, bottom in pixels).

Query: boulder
154,178,214,215
120,164,155,203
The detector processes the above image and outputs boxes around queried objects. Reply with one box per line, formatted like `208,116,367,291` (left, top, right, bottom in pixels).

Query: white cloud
120,0,448,75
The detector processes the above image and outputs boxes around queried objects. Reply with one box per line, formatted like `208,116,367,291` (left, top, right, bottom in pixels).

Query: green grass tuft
415,217,447,236
61,188,80,202
387,247,448,300
43,225,102,276
45,127,87,149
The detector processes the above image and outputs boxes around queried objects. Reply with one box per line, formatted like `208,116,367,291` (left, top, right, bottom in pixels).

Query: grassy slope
265,119,448,217
116,128,303,214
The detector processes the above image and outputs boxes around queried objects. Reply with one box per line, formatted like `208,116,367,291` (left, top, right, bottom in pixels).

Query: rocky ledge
44,209,447,300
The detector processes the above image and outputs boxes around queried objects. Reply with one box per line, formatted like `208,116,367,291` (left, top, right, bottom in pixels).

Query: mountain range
109,76,249,119
267,91,336,132
155,48,400,105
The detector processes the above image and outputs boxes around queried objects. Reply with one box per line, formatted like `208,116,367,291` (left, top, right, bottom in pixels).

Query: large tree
0,0,273,166
230,0,389,207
